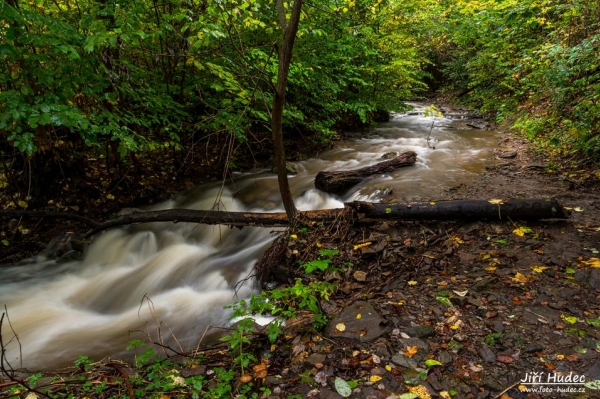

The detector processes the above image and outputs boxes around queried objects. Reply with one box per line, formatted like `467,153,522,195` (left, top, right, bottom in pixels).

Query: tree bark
271,0,303,221
348,198,568,220
315,151,417,195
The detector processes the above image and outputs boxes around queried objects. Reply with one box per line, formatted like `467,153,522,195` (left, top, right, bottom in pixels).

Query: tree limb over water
1,199,568,238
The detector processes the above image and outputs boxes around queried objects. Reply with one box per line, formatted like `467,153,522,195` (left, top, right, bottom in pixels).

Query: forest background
1,0,600,236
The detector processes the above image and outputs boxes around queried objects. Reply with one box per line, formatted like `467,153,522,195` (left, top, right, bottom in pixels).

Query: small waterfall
0,105,497,370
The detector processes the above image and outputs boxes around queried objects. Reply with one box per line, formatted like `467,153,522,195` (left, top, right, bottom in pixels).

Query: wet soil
2,126,600,398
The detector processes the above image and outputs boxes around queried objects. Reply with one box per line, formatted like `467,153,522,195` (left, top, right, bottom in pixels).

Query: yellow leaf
369,375,382,382
385,364,392,371
439,392,452,399
407,280,418,286
453,236,464,244
450,324,460,330
316,242,323,247
335,323,346,332
353,242,372,250
486,266,497,273
573,207,584,212
556,354,564,360
106,193,115,200
407,384,432,399
356,313,362,320
429,201,436,205
488,199,504,205
512,226,532,236
582,258,600,268
18,225,30,235
404,345,418,357
511,272,533,283
17,200,28,208
290,234,298,240
532,266,548,273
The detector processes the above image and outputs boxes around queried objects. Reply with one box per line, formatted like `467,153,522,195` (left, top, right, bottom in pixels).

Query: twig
492,381,520,399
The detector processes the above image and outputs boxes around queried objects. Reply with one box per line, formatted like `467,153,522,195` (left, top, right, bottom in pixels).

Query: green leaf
436,296,453,307
425,359,443,367
385,208,392,214
586,317,600,328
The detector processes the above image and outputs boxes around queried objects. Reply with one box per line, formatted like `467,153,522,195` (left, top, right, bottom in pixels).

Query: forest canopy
1,0,599,202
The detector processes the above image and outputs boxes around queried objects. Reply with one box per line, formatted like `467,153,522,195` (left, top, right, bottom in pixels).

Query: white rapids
0,105,497,370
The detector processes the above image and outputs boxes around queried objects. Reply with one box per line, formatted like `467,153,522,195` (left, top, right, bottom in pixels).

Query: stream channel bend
0,104,498,370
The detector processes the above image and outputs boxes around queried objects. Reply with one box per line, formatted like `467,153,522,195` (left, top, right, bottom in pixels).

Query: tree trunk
315,151,417,195
1,198,568,238
348,198,568,220
271,0,303,221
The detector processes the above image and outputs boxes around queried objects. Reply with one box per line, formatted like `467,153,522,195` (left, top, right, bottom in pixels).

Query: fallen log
315,151,417,195
347,198,568,220
1,198,568,238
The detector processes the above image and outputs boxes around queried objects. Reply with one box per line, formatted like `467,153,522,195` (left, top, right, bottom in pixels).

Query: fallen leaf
290,234,298,239
429,201,436,205
425,359,443,367
404,345,418,357
574,207,584,212
353,242,372,251
17,200,28,208
385,364,392,371
560,314,577,324
369,375,382,382
488,199,505,205
106,193,115,200
407,385,432,399
582,258,600,268
335,323,346,332
407,280,418,286
356,313,362,320
512,226,532,237
334,377,352,398
511,272,533,283
497,354,514,364
353,270,367,281
532,265,548,273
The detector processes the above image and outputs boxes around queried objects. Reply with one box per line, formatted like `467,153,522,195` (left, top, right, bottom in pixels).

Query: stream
0,104,498,370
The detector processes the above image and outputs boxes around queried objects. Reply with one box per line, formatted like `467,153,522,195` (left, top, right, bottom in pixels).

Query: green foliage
434,0,600,159
220,317,258,374
230,278,336,332
1,0,431,199
300,248,340,273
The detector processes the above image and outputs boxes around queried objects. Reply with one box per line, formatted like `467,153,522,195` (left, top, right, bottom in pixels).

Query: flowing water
0,105,498,370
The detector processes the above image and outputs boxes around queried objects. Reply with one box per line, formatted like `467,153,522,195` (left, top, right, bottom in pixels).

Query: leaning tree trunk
315,151,417,195
271,0,303,221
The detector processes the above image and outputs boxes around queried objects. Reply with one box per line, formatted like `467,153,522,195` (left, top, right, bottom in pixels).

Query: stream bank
2,106,600,398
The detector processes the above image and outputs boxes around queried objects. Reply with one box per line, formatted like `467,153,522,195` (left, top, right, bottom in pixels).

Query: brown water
0,104,497,370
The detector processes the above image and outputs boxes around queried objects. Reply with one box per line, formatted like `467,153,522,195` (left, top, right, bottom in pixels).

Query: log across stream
1,104,509,370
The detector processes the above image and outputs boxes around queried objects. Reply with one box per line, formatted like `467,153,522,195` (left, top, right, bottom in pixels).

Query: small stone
324,301,385,342
405,325,436,338
498,151,517,159
524,343,544,353
391,354,418,369
478,345,496,363
438,351,453,364
381,151,399,159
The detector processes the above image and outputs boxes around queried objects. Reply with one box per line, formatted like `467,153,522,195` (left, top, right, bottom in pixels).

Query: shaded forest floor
2,119,600,399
